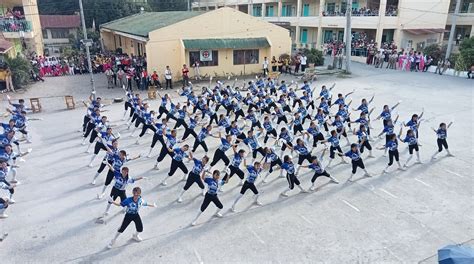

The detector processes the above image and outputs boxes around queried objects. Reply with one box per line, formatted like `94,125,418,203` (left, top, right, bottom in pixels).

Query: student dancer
280,155,307,197
154,129,180,170
403,109,424,138
378,134,404,173
297,148,339,191
177,156,209,203
231,161,263,212
375,101,401,126
0,161,16,203
191,170,224,226
322,130,347,167
377,116,399,156
285,138,314,165
398,128,422,167
355,124,374,158
220,148,246,191
331,115,350,146
431,122,454,160
304,121,325,150
88,127,118,167
262,115,277,144
146,119,168,158
181,115,201,141
261,147,284,183
340,143,372,182
162,145,192,186
209,134,234,167
102,166,144,217
243,129,266,162
0,196,9,218
192,125,218,154
157,93,170,119
135,110,156,145
92,139,118,185
107,187,156,248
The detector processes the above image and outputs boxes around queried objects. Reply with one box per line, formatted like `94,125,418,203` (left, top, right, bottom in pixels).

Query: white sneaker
88,163,93,168
81,141,86,146
132,234,142,242
103,211,109,217
177,197,183,203
364,173,372,177
8,199,15,204
415,160,422,164
97,193,105,200
214,212,223,218
347,177,354,182
254,200,263,206
239,179,244,186
0,213,8,219
368,154,375,158
280,192,289,197
447,153,455,157
191,221,197,226
153,165,159,170
330,177,339,184
146,154,152,158
383,169,389,174
398,166,406,171
231,206,236,212
91,179,96,185
161,180,168,186
107,239,115,249
300,188,309,193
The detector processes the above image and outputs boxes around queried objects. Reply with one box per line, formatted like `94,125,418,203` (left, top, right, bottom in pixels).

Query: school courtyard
0,62,472,263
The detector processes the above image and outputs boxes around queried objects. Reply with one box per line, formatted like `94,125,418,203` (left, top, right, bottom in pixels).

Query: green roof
183,38,270,50
100,11,206,38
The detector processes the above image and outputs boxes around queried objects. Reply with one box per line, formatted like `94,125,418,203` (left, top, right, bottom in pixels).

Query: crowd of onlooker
0,8,29,33
321,6,397,17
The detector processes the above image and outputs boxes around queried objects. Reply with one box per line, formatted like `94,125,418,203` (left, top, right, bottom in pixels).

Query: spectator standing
263,57,269,77
192,61,201,81
164,66,173,89
300,54,308,72
182,64,189,87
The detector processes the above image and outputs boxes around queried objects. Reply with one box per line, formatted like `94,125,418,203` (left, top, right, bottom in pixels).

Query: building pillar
296,0,302,17
375,28,384,47
295,25,301,47
262,3,266,17
317,0,326,47
278,0,282,17
376,0,387,47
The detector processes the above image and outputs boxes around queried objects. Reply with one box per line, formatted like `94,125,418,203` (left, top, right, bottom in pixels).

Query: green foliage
459,37,474,68
422,44,446,65
148,0,188,11
4,56,32,88
302,48,324,66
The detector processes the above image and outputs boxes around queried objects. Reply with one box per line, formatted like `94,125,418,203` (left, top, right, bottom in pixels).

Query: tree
4,56,32,88
148,0,188,11
459,37,474,68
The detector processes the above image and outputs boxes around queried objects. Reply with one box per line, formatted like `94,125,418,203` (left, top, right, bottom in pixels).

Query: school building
192,0,474,52
99,7,292,81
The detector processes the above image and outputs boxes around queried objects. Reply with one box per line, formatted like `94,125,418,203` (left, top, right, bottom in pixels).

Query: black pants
200,193,223,212
110,187,126,202
240,181,258,195
264,129,277,143
208,114,218,126
269,158,282,173
156,146,172,162
210,149,230,167
286,173,300,189
182,128,198,140
437,139,448,152
174,119,189,130
330,146,342,159
82,115,90,132
125,101,133,117
165,79,172,89
408,144,419,155
94,142,107,155
277,116,288,124
105,169,115,186
192,139,208,152
139,124,157,137
297,154,314,165
83,123,95,138
234,109,245,121
97,159,113,173
89,130,98,144
157,106,169,119
312,133,325,147
359,140,372,153
388,150,399,166
294,124,304,135
311,171,330,183
134,117,144,128
351,159,365,174
251,147,266,159
183,172,204,190
281,141,293,152
224,165,245,181
168,159,188,176
118,213,143,233
150,134,165,149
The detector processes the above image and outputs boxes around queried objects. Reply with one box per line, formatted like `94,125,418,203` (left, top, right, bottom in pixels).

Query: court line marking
379,188,398,199
415,178,432,188
444,169,464,178
341,199,360,212
248,227,265,244
193,248,204,264
299,214,314,225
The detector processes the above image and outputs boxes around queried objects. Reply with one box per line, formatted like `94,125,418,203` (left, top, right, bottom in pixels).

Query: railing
0,18,32,33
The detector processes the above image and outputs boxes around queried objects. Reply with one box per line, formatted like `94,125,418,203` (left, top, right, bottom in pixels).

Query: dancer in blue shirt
431,122,454,160
231,162,264,212
191,170,224,226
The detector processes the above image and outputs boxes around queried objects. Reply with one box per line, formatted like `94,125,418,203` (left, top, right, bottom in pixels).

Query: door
302,4,309,16
301,29,308,43
338,31,344,41
266,5,274,17
282,5,287,16
326,3,335,13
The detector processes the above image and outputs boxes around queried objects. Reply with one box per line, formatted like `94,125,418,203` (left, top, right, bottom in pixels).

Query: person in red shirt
151,70,161,88
181,64,189,87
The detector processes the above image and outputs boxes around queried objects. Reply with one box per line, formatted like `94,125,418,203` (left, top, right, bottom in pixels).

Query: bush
459,37,474,68
5,56,32,88
302,48,324,66
423,44,446,65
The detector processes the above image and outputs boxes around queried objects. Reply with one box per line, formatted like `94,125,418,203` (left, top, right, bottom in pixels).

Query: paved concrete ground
0,62,472,263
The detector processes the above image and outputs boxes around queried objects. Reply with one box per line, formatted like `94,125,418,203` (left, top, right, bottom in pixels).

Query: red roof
40,15,81,29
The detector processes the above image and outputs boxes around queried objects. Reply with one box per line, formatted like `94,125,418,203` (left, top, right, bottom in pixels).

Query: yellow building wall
22,0,44,55
146,7,291,81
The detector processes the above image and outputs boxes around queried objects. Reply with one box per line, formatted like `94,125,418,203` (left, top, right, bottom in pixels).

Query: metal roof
100,11,206,38
182,37,270,50
40,15,81,29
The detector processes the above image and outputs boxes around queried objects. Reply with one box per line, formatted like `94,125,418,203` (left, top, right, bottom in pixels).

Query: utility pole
344,0,352,74
445,0,461,61
79,0,96,100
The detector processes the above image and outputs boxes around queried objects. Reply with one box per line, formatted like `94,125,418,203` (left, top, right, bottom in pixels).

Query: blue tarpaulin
438,245,474,264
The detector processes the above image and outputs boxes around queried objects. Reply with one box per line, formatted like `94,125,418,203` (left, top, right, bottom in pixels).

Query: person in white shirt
192,61,201,80
164,66,172,90
263,57,269,77
300,54,308,72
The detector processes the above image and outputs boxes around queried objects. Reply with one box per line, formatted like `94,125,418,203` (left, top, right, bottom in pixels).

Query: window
253,5,262,16
265,5,274,17
233,50,259,65
42,29,48,39
189,50,219,66
302,4,310,16
50,29,69,39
